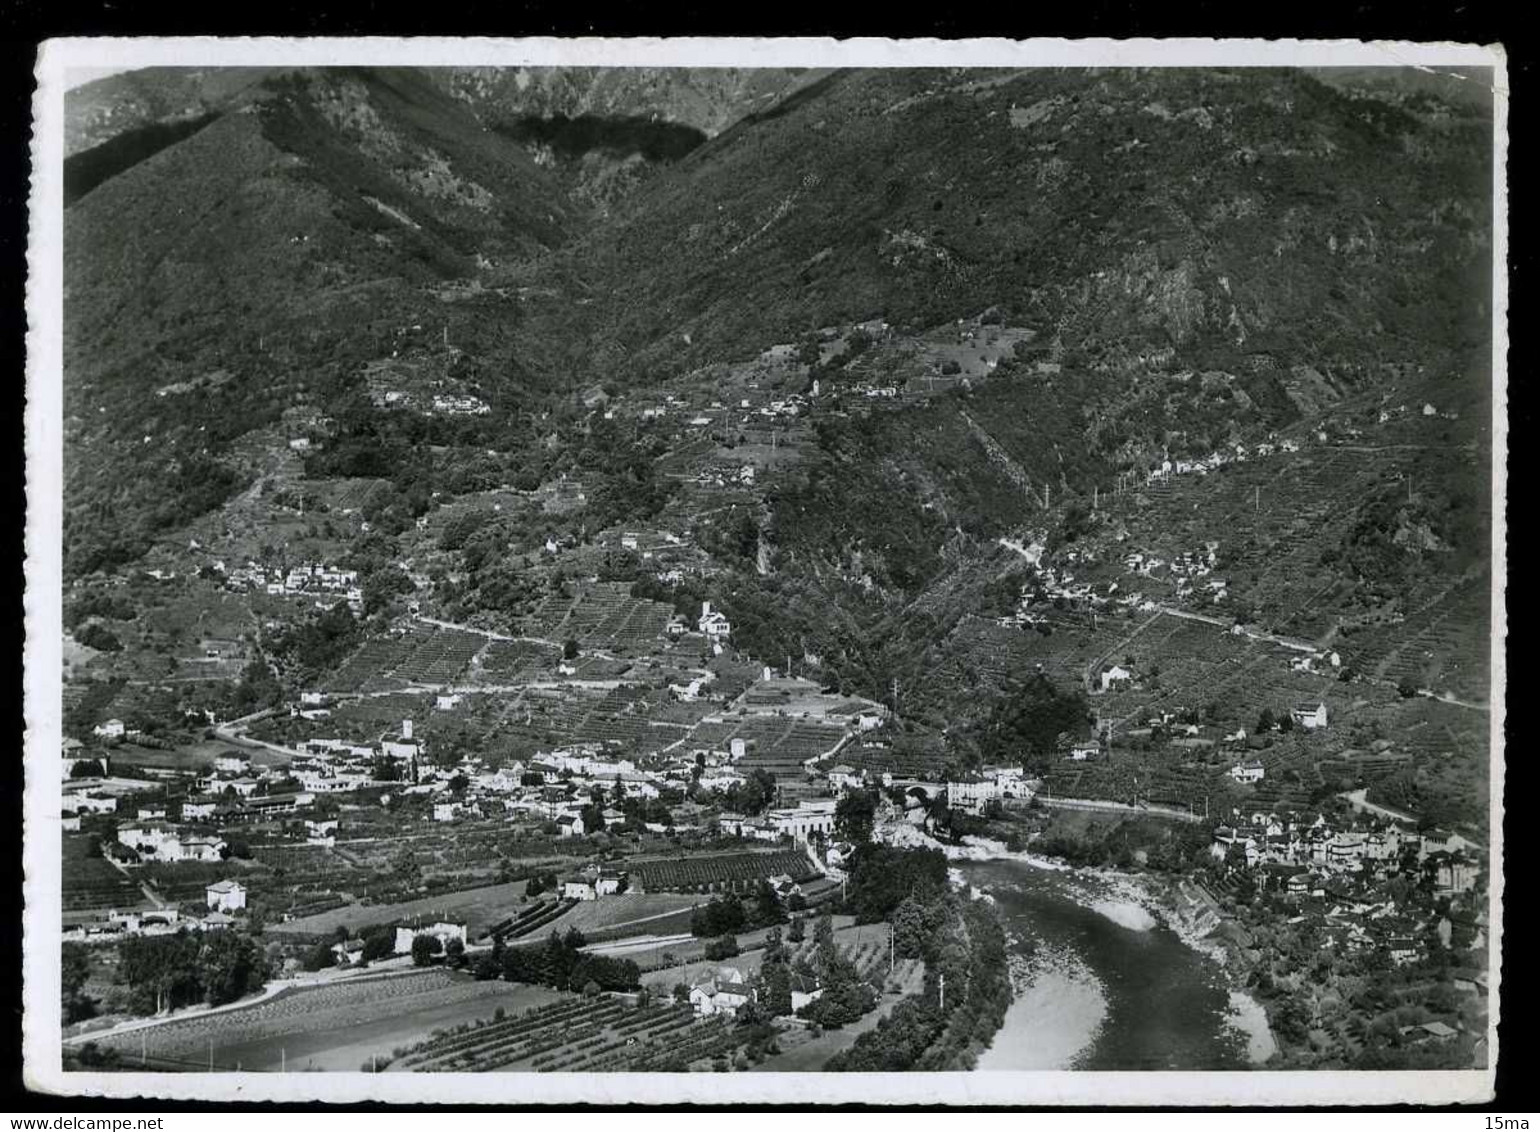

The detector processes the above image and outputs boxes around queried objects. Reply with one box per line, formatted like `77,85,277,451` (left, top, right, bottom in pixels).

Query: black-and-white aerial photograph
24,38,1507,1106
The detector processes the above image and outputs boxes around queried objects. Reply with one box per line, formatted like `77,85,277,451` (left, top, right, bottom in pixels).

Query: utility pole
939,972,946,1012
282,1047,286,1073
208,1038,214,1071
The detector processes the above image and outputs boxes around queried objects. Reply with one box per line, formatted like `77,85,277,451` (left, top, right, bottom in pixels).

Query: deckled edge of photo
22,34,1508,1106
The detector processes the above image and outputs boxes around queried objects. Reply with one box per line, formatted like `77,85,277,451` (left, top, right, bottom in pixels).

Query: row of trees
483,929,642,993
111,931,268,1015
827,875,1010,1070
688,881,788,938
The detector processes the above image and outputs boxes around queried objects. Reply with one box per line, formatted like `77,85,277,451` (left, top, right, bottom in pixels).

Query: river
966,859,1265,1071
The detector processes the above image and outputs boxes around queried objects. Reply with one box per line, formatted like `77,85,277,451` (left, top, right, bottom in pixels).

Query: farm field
88,970,560,1071
110,739,292,772
267,880,529,941
62,834,143,912
386,994,745,1072
544,894,703,937
383,920,920,1073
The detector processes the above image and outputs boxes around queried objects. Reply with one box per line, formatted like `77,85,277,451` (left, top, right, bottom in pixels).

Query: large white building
393,919,467,955
1291,702,1329,731
698,601,732,641
770,799,836,843
689,968,753,1017
205,879,247,912
947,777,999,815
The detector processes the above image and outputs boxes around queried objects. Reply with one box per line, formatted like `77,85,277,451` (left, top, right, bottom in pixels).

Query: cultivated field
629,849,818,894
89,970,561,1072
543,893,703,937
267,880,529,940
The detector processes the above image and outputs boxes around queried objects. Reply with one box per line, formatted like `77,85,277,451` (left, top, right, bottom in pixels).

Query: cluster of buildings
114,820,227,863
1143,435,1303,488
430,393,491,416
1212,811,1482,893
943,765,1035,815
222,560,364,612
1124,543,1226,603
558,867,628,901
1208,810,1487,971
717,799,838,844
687,966,824,1018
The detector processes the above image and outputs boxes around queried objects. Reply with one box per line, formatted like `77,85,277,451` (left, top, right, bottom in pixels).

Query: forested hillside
61,64,1495,751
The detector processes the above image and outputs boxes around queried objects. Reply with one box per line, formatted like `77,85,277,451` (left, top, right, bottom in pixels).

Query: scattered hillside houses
117,822,227,863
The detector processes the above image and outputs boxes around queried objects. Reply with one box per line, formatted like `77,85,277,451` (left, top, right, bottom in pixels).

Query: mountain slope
65,66,286,155
63,64,1494,634
561,67,1491,383
62,67,579,577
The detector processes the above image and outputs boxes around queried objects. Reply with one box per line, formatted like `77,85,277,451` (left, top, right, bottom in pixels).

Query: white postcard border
24,35,1509,1106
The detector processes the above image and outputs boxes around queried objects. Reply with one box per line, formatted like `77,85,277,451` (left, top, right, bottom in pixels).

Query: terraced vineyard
91,970,530,1067
630,849,817,894
477,639,559,679
323,625,486,692
62,854,143,912
1339,571,1490,700
391,996,743,1072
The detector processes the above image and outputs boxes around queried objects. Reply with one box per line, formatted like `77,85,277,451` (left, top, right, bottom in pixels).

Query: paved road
62,961,424,1047
1414,688,1489,712
1338,788,1418,826
1154,604,1316,653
